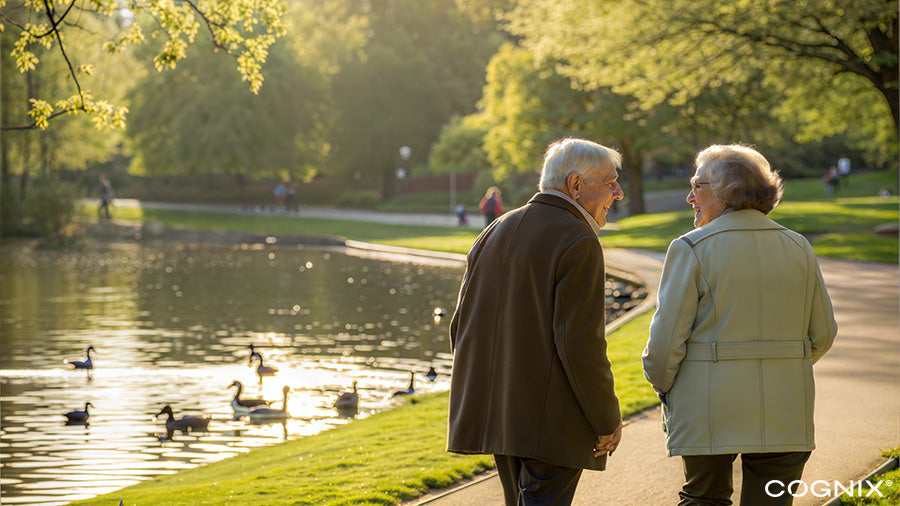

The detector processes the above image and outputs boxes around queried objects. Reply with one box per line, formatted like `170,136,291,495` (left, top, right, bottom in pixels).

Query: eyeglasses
690,180,710,192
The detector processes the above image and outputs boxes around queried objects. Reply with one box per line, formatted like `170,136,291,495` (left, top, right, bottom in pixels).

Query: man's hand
593,420,623,458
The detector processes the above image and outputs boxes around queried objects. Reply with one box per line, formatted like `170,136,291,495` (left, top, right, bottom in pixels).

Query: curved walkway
411,254,899,506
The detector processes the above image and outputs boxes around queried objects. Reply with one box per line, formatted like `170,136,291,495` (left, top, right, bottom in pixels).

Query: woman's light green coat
642,209,838,457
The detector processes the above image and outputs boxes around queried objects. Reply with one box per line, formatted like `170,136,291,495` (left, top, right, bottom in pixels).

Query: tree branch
183,0,231,53
34,0,78,39
1,109,72,131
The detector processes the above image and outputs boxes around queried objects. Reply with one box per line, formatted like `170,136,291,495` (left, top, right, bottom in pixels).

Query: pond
0,238,643,505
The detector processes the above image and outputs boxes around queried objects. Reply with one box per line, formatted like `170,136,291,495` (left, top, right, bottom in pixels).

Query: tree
126,37,330,185
326,0,503,197
1,0,287,131
476,44,682,214
505,0,898,155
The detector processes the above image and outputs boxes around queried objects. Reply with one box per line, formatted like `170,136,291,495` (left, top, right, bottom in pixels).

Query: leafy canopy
0,0,286,131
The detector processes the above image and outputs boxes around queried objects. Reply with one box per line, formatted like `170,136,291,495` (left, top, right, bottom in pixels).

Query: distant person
838,155,851,185
478,186,503,227
285,181,297,212
98,175,114,220
643,144,837,505
454,203,468,226
449,138,625,505
823,166,837,196
273,182,286,211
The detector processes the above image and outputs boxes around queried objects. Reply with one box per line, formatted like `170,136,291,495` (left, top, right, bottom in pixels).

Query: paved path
411,256,899,506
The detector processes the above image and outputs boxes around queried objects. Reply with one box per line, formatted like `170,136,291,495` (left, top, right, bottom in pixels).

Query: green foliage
334,189,381,209
126,36,330,180
326,0,504,187
429,115,492,174
505,0,898,162
0,0,286,131
0,181,24,236
21,179,80,246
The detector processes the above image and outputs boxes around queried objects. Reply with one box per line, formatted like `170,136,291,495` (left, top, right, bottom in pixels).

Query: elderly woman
642,145,838,505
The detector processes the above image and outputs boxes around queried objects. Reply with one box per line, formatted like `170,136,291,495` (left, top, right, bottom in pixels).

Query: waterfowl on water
425,366,438,382
64,346,95,370
252,354,278,380
229,380,271,414
63,402,93,423
247,344,262,366
333,381,359,410
392,371,415,396
247,386,290,420
154,405,211,432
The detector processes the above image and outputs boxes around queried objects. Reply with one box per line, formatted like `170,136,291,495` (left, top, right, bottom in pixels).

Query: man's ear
565,172,582,200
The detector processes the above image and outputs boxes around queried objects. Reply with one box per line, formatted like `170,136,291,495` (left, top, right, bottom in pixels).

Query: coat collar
528,192,599,234
681,208,786,246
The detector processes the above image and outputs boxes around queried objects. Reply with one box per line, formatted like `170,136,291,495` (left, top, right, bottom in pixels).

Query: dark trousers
494,454,582,506
679,451,811,506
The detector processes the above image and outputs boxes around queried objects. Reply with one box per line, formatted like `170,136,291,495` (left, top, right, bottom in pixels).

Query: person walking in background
285,181,297,212
98,175,114,220
837,155,851,186
478,186,503,227
823,166,838,196
448,138,625,505
643,144,838,506
454,203,468,226
272,182,286,211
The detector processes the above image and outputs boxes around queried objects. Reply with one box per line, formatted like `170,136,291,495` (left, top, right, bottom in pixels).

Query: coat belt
684,340,812,362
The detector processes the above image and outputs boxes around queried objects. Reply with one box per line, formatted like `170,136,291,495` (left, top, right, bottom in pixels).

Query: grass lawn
838,448,899,505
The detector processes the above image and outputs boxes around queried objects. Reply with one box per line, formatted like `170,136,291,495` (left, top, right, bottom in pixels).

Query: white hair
539,138,622,191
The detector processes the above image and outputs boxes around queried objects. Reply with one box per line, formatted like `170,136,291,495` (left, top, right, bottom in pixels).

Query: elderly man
448,138,625,505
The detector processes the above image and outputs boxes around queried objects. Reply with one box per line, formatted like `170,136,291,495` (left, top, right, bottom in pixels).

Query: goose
247,386,290,420
425,366,438,382
252,353,278,380
63,402,93,423
154,405,211,432
64,346,95,370
247,344,262,366
333,381,359,410
392,371,415,396
229,380,271,414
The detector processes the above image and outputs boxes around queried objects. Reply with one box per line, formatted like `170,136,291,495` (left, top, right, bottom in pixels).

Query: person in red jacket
478,186,503,227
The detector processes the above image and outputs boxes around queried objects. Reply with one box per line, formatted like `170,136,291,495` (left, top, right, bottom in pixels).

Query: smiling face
687,167,727,228
567,165,624,227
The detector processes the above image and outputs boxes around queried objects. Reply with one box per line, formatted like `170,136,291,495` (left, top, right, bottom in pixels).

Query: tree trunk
619,140,646,216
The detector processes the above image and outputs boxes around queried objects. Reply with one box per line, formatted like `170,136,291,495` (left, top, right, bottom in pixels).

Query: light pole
397,146,411,205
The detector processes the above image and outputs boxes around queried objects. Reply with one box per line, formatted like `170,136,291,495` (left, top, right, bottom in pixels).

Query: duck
64,346,95,370
252,353,278,380
247,386,290,420
392,371,415,396
333,381,359,410
228,380,271,414
247,344,262,366
425,366,438,382
63,402,93,423
154,405,211,433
